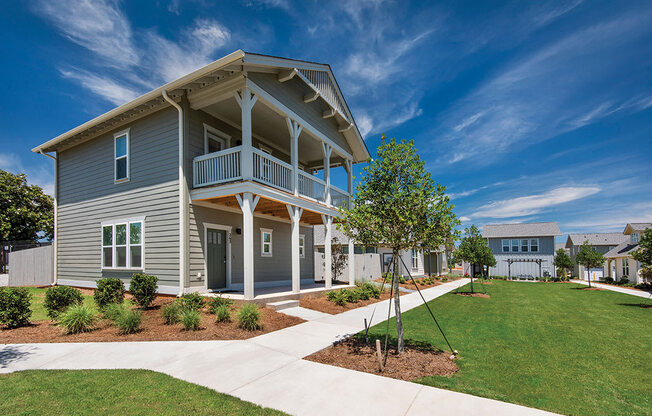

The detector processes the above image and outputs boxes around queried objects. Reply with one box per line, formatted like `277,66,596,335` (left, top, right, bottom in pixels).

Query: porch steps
266,300,300,311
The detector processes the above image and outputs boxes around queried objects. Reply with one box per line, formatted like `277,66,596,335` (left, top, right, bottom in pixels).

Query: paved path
0,274,7,287
571,280,652,299
1,278,556,416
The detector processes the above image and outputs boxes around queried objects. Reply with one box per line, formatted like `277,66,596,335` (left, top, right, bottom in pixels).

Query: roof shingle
482,222,561,238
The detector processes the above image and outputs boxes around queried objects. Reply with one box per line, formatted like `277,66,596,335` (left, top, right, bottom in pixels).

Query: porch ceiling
202,195,326,225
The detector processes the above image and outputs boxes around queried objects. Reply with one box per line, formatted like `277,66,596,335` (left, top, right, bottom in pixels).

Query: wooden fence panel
8,245,53,286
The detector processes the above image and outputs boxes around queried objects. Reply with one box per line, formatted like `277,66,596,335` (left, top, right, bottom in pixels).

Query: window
114,129,129,182
530,239,539,252
261,228,272,257
622,258,629,276
632,232,639,243
365,246,378,254
204,124,231,154
502,239,510,253
521,239,529,252
412,249,419,269
101,218,144,269
511,239,519,252
299,234,305,258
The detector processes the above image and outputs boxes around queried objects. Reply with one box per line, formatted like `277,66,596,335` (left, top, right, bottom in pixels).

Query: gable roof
566,233,629,247
624,223,652,234
33,50,370,162
482,222,561,238
604,241,639,258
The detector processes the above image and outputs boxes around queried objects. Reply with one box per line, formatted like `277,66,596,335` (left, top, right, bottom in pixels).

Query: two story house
483,222,561,279
564,233,629,280
604,223,651,283
33,51,369,300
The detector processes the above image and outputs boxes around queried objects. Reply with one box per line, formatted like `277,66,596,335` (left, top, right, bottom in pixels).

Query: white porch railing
330,185,350,209
252,148,293,193
298,171,326,202
193,146,242,187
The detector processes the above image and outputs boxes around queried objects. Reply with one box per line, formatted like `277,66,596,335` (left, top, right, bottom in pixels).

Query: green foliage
58,304,96,334
215,305,231,323
618,277,629,285
129,273,158,309
604,277,614,284
456,225,496,270
0,170,54,241
178,293,205,311
554,248,574,277
93,278,125,310
162,303,181,325
237,303,261,331
43,286,83,319
356,282,381,299
180,308,201,331
0,287,32,328
116,309,142,334
328,290,348,306
208,295,234,314
632,229,652,267
103,302,128,322
575,241,605,288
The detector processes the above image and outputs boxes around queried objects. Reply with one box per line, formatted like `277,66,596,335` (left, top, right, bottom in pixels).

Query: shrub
129,273,158,309
0,287,32,329
181,308,201,331
330,291,347,306
44,286,84,319
94,278,125,310
215,305,231,323
441,277,448,282
619,277,629,285
58,304,96,334
357,282,381,299
104,302,128,322
208,295,234,314
179,293,204,311
398,275,407,284
162,302,181,325
635,282,652,290
341,288,360,303
604,277,614,284
237,303,261,331
116,308,142,334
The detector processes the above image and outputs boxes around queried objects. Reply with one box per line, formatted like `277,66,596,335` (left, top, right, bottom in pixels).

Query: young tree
0,170,53,242
554,248,574,278
575,241,604,288
339,137,458,353
456,225,495,292
632,229,652,283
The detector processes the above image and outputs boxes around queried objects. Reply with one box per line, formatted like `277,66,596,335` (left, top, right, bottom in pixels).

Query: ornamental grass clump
43,286,84,319
208,295,234,314
0,287,32,329
215,304,231,323
103,302,128,322
116,308,142,334
178,293,204,311
181,308,201,331
237,303,261,331
58,304,96,334
162,302,181,325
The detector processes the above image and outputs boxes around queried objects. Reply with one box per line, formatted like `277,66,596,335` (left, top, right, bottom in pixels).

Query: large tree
575,241,604,288
456,225,495,292
339,136,458,353
0,170,53,242
632,228,652,282
554,248,574,278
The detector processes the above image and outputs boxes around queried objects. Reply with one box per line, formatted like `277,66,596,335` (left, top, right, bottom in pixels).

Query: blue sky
1,0,650,242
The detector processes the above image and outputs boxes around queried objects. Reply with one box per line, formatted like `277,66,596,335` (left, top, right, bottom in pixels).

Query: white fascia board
242,53,330,72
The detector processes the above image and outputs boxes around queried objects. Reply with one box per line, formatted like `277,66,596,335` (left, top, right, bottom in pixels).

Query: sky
1,0,651,243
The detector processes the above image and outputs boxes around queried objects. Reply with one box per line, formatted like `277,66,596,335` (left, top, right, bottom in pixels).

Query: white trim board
203,223,233,292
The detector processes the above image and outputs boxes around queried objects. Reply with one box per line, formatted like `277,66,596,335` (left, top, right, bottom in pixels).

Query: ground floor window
299,234,305,258
102,218,143,270
622,258,629,276
412,249,419,269
261,228,273,257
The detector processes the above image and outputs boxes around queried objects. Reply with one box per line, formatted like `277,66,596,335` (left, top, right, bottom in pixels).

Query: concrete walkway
1,278,556,416
571,280,652,299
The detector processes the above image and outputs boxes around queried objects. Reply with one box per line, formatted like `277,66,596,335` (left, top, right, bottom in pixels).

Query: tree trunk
587,265,591,288
470,264,474,294
393,249,404,354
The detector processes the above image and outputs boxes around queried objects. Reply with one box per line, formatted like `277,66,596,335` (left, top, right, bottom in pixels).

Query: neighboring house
483,222,561,279
604,223,651,284
555,242,569,255
313,225,449,280
565,233,629,280
33,50,369,300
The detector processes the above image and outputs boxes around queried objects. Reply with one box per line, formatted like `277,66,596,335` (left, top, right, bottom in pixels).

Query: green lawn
365,280,652,416
0,370,287,415
21,287,130,321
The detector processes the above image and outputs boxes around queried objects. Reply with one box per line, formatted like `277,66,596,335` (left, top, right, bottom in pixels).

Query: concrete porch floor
208,281,353,303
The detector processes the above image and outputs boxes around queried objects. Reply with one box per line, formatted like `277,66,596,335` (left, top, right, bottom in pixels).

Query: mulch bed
374,276,459,290
305,338,458,381
456,292,490,298
0,297,304,344
299,291,406,315
582,287,605,291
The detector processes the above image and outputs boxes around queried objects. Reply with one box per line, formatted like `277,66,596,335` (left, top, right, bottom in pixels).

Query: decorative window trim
114,129,130,183
260,228,273,257
502,238,539,253
101,216,145,270
203,123,231,154
299,234,305,258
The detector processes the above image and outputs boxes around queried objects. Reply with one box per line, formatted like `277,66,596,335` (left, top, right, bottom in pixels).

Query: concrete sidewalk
571,280,652,299
0,278,557,415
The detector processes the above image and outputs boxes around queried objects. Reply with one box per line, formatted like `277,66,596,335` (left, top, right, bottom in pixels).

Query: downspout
162,90,186,297
39,150,58,286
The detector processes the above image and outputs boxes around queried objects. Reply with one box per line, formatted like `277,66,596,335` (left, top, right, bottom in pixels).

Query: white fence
253,148,292,192
193,147,242,187
298,171,326,202
314,253,382,282
8,245,53,286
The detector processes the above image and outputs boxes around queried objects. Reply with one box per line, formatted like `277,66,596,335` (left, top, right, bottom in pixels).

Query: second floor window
114,129,129,182
632,232,639,243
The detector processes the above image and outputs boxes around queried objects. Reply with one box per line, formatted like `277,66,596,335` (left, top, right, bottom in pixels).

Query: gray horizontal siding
488,236,555,255
490,254,556,278
56,108,181,288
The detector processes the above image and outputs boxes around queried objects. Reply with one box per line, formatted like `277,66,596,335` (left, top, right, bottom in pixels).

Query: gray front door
207,228,227,290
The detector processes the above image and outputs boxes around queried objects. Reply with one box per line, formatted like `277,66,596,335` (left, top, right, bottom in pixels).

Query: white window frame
502,239,510,253
114,129,130,183
412,248,419,269
530,238,539,253
622,258,629,276
511,239,520,252
101,216,145,270
299,234,305,258
203,123,231,154
632,232,639,243
521,239,529,253
261,228,273,257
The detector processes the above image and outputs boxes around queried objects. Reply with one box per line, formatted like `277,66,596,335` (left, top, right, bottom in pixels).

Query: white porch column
234,88,258,180
348,238,355,285
286,118,302,196
321,143,332,205
236,192,260,300
344,159,353,208
322,214,333,289
287,205,303,293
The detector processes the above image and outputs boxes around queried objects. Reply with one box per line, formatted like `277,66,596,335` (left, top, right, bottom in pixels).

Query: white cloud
459,216,471,222
472,186,601,218
59,69,139,106
563,202,652,232
189,19,231,56
356,113,374,137
242,0,290,10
